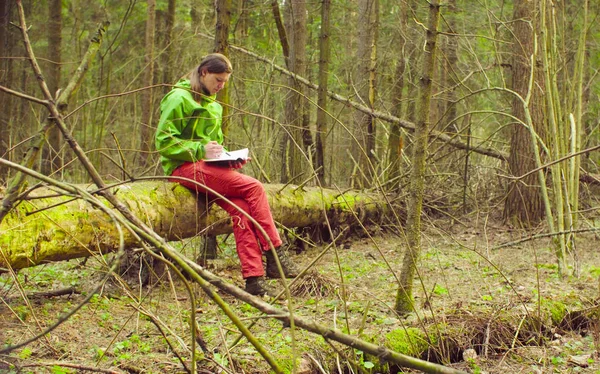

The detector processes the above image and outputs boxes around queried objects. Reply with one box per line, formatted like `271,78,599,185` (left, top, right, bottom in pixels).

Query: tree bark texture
41,0,63,175
161,0,176,93
395,0,441,316
315,0,331,185
214,0,231,134
139,0,156,168
280,0,310,184
271,0,289,66
503,0,545,225
351,0,378,188
0,0,13,182
386,0,410,190
0,182,391,270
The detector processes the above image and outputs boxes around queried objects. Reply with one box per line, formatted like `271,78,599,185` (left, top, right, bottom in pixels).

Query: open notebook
204,148,249,164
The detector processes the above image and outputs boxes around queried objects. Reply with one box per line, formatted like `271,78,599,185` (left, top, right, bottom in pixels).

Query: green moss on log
1,182,392,270
384,327,432,357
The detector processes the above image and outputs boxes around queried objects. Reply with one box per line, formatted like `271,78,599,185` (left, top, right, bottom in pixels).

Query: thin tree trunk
315,0,331,185
41,0,63,175
214,0,232,134
280,0,308,183
235,0,249,39
162,0,176,91
271,0,289,67
386,0,409,191
395,0,442,316
140,0,156,168
0,0,13,182
351,0,378,188
444,0,459,134
207,0,233,259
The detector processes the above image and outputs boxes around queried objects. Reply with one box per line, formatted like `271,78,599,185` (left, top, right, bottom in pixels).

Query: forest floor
1,216,599,374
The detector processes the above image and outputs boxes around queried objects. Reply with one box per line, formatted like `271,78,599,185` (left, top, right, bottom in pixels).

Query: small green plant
586,357,595,365
90,346,106,361
213,352,228,368
588,266,600,278
13,305,29,321
433,284,448,296
363,361,375,370
89,293,101,304
466,358,482,374
550,355,565,365
51,365,75,374
535,263,558,271
18,347,32,359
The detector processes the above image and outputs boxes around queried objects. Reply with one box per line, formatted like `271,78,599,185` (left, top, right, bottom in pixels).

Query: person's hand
204,141,223,159
227,158,249,169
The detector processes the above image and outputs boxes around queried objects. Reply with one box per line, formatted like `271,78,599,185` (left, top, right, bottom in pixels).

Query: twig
492,227,600,250
306,352,328,374
26,286,80,299
499,143,600,182
20,361,123,374
134,306,191,374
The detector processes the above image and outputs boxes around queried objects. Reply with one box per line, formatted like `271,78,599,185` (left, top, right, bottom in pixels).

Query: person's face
200,71,231,95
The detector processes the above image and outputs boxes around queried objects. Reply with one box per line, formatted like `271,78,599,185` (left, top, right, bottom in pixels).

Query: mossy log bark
0,182,391,270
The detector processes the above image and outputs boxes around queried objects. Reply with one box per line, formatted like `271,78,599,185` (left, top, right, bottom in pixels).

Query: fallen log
0,182,392,270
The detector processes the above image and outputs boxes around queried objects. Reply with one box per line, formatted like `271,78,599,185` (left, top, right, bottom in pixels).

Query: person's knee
247,179,265,195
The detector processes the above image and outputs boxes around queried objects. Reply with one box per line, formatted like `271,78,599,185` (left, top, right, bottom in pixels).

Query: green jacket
155,79,225,176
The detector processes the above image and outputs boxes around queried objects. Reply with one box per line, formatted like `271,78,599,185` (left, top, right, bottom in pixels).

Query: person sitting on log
155,53,299,296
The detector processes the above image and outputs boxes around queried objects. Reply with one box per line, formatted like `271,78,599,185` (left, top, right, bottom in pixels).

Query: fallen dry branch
26,286,80,299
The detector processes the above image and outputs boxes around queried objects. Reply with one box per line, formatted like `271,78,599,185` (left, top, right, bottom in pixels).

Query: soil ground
1,217,599,374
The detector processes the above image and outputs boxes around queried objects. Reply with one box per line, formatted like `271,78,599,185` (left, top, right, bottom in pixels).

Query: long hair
188,53,233,101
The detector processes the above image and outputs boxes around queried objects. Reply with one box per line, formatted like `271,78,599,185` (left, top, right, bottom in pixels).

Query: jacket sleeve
155,92,208,162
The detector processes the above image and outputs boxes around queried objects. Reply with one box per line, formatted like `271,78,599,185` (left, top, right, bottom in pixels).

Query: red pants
171,161,282,278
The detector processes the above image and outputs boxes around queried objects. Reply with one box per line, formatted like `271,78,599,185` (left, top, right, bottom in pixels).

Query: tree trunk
280,0,309,184
386,0,410,191
0,182,392,270
0,0,14,183
351,0,378,188
41,0,63,175
161,0,176,92
443,0,459,135
503,0,545,225
315,0,331,186
271,0,289,66
236,0,249,40
395,0,442,316
214,0,231,134
139,0,156,168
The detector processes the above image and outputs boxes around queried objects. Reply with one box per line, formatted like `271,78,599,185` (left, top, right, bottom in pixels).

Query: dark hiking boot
265,248,300,279
245,276,275,296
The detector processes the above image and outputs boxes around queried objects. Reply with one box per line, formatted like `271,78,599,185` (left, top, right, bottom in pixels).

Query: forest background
1,0,600,373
